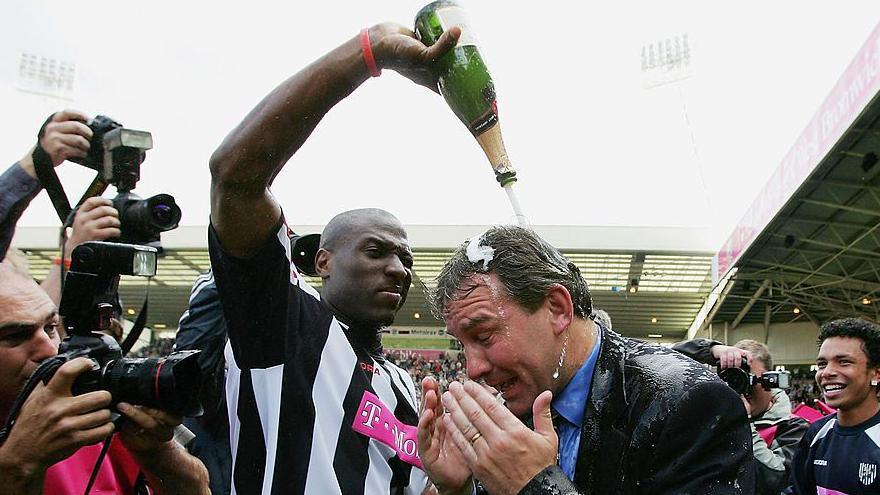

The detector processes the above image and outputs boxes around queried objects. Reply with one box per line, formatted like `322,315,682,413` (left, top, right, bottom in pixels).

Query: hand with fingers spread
711,344,751,370
418,377,471,495
0,358,114,478
440,381,557,495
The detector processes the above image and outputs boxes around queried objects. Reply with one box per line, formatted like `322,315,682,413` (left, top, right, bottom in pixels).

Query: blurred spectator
385,350,467,392
131,337,176,358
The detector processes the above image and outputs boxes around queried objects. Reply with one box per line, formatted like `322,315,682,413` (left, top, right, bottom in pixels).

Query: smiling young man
785,318,880,494
208,22,460,494
418,226,754,495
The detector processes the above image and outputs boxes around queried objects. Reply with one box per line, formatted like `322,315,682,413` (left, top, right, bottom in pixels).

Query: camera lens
152,203,173,226
144,194,181,231
718,367,751,395
102,350,203,416
113,192,182,245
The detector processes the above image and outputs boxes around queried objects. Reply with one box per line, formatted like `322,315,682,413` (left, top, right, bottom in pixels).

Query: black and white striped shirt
209,220,428,495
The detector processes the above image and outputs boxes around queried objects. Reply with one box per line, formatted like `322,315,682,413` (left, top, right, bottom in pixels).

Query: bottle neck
475,123,516,186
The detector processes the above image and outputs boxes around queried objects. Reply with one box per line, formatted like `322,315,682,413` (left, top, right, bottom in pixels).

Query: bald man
207,23,460,495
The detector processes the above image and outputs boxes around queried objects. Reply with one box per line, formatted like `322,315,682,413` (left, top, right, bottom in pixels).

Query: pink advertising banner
716,22,880,279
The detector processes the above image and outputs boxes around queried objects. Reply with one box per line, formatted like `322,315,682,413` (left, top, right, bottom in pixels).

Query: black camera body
70,115,181,250
111,192,180,247
57,241,203,416
718,358,791,396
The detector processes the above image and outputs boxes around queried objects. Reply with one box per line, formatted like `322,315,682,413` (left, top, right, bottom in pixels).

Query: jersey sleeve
208,217,323,369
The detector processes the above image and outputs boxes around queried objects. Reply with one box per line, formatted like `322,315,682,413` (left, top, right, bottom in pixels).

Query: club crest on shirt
860,462,877,485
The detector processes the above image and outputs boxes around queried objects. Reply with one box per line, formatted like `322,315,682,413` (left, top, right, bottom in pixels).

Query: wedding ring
469,431,482,444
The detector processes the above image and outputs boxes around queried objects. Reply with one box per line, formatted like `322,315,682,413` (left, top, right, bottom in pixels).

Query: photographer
0,261,209,494
0,111,209,494
3,110,127,342
0,110,92,262
674,338,809,495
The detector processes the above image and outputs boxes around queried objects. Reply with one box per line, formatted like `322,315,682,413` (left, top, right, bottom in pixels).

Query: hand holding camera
38,110,93,167
710,344,751,370
64,197,121,253
0,358,114,472
116,402,181,455
713,347,791,396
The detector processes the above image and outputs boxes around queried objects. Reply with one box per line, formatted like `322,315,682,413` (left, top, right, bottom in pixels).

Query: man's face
747,359,773,417
816,336,880,411
319,219,412,329
443,274,558,418
0,273,60,417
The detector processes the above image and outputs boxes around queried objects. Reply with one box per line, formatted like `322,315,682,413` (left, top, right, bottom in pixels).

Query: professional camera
718,358,791,396
55,241,203,416
70,115,181,249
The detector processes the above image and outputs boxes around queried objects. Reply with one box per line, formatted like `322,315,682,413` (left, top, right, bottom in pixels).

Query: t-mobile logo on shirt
352,391,423,469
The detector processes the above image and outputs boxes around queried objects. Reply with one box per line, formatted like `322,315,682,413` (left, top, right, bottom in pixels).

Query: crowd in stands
385,350,467,389
131,337,176,358
788,377,822,406
132,338,469,390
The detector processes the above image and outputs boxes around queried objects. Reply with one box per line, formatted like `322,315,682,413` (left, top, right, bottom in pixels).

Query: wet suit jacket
514,328,755,494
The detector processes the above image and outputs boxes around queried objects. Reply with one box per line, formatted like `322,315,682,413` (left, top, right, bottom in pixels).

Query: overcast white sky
3,1,880,251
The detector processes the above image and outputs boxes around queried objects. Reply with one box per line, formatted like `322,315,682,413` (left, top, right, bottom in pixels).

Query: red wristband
360,28,381,78
52,257,71,269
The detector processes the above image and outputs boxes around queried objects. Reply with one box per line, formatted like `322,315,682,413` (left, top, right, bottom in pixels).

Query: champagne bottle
415,1,517,188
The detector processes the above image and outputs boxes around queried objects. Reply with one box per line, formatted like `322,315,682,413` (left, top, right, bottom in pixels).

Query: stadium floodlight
641,33,693,89
16,52,77,100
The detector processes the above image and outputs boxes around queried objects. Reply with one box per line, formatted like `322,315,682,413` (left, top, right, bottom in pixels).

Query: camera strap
32,114,111,226
31,143,72,224
120,297,149,356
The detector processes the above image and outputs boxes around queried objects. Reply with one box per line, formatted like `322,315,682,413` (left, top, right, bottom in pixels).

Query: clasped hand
419,379,558,495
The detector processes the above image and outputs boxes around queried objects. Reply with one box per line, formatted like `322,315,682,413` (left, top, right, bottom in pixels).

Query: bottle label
436,6,478,47
471,104,498,135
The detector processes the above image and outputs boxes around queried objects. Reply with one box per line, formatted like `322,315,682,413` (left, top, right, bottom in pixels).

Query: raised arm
209,23,459,257
0,110,91,261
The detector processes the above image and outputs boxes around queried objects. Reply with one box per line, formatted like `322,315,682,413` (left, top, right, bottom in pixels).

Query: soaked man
418,226,755,494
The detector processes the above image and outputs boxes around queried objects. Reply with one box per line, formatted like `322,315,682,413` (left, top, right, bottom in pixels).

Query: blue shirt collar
552,329,602,427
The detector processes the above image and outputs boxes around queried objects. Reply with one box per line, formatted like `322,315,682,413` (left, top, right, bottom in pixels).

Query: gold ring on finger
470,431,482,444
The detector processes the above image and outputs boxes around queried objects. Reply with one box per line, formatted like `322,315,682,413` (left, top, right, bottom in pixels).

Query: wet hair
431,225,592,319
735,339,772,371
818,318,880,367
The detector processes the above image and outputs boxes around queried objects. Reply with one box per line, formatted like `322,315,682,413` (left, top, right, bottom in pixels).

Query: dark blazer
518,328,755,494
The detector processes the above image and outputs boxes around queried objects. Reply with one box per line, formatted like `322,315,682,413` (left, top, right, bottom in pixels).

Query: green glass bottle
415,0,517,187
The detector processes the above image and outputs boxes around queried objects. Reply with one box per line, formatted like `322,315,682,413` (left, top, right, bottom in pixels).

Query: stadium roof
688,23,880,336
15,225,715,341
